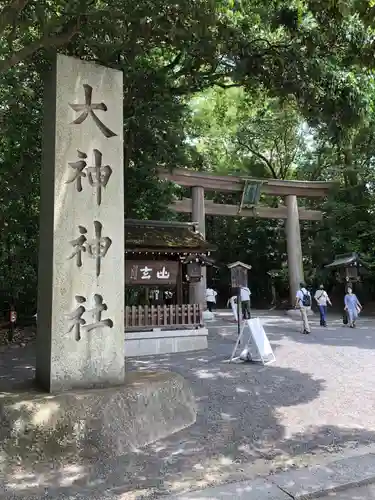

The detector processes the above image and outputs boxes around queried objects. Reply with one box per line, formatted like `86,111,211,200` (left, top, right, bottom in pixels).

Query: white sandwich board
230,317,275,365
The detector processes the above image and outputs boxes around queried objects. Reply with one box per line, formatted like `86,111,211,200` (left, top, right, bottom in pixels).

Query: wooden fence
125,304,202,330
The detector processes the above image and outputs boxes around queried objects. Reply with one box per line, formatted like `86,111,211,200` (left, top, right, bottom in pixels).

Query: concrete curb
166,452,375,500
2,451,375,499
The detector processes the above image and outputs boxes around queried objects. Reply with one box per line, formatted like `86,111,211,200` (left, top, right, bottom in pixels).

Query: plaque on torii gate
238,179,263,212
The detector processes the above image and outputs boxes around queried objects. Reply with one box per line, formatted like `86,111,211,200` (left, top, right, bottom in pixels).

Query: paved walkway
125,313,375,495
165,450,375,500
331,485,375,500
1,311,375,499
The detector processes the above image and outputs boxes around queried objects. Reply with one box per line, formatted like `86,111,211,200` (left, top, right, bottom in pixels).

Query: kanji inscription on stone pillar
37,55,124,392
66,148,113,205
69,83,117,138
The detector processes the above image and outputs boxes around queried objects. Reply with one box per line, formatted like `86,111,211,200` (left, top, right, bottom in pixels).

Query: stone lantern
325,252,367,293
183,254,215,283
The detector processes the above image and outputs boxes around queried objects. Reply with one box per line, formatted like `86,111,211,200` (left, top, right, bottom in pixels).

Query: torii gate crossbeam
158,168,334,305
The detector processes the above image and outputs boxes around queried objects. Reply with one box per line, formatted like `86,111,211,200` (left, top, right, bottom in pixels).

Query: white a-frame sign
230,317,276,365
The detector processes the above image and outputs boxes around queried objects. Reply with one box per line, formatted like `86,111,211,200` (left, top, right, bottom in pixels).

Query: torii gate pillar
158,168,333,308
190,186,206,306
285,195,304,304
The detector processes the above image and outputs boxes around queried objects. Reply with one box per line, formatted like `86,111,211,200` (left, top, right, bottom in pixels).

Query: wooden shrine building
124,219,216,356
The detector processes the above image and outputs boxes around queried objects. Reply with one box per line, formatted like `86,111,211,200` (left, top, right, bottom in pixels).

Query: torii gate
158,168,334,305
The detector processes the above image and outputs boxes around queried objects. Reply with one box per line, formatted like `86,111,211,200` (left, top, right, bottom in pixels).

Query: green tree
0,0,238,312
236,97,304,180
297,118,375,272
3,0,375,312
188,86,305,180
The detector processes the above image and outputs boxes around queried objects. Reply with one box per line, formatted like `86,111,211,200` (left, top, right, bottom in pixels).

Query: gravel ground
121,313,375,496
2,312,375,499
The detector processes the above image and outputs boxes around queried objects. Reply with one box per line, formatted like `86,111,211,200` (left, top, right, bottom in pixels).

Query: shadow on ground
215,310,375,351
262,315,375,350
0,344,36,393
1,322,375,498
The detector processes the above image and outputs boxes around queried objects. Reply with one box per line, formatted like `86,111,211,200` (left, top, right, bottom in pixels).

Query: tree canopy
1,0,375,311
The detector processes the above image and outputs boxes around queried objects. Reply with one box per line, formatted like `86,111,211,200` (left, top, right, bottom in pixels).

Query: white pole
228,295,238,321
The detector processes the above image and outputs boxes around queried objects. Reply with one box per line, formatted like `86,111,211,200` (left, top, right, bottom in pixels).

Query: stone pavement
3,448,375,499
330,484,375,499
166,451,375,500
2,310,375,499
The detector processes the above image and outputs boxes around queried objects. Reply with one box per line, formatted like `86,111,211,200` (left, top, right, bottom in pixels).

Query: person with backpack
295,282,311,334
314,284,332,327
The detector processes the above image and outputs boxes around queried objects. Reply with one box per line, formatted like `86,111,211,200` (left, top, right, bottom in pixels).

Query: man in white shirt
295,282,311,334
205,287,217,312
240,286,251,319
314,284,332,327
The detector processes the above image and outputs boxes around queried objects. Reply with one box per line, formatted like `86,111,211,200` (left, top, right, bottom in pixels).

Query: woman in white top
205,287,217,312
314,284,332,327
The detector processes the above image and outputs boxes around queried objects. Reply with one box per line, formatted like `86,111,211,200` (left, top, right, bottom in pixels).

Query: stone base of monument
0,371,196,463
125,327,208,356
286,307,315,319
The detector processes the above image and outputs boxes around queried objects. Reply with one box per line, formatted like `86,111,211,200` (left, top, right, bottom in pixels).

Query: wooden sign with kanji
227,261,252,288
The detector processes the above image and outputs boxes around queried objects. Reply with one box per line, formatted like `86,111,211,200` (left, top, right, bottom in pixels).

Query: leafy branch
236,138,279,179
0,17,84,73
0,0,29,37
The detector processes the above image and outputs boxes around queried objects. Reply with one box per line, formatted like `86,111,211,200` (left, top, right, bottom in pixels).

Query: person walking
295,282,311,334
344,287,362,328
314,284,332,326
240,285,251,319
205,286,217,312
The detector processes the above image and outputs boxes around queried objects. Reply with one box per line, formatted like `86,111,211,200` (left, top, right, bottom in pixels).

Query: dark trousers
318,305,327,326
241,300,251,319
207,301,215,312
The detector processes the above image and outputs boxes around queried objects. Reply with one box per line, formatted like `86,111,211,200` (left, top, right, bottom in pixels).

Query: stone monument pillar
189,186,206,305
0,56,196,468
285,194,304,304
37,55,124,392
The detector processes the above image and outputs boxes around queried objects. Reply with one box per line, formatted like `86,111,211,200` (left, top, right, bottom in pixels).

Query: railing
125,304,202,331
